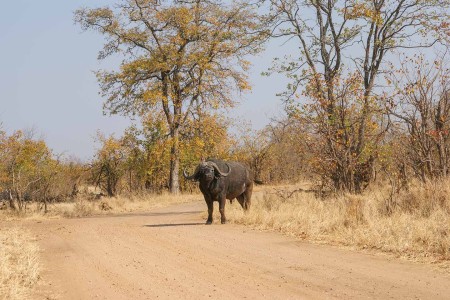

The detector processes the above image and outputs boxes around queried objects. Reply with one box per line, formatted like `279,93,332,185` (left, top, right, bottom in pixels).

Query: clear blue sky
0,0,285,160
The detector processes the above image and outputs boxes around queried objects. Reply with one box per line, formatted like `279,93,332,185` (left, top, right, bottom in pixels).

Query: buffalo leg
237,187,252,211
236,194,245,209
205,199,213,225
219,197,227,224
243,184,253,210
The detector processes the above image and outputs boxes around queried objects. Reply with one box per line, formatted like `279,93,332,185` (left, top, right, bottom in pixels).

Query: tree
233,125,272,182
0,131,53,211
0,129,87,212
91,133,127,197
75,0,265,193
267,0,449,192
388,53,450,180
128,113,234,193
262,118,310,183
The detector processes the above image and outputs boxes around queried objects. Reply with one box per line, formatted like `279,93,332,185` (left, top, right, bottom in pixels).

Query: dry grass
226,180,450,265
0,228,40,300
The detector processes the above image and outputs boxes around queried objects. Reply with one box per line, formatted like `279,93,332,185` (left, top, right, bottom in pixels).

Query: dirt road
27,201,449,299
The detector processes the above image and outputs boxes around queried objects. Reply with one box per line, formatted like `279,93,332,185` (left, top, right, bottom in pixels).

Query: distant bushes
0,130,84,212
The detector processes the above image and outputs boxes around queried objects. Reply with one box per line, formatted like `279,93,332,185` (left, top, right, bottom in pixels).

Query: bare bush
388,53,450,181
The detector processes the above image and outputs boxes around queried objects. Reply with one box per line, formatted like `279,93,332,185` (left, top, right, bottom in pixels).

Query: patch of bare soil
21,201,450,299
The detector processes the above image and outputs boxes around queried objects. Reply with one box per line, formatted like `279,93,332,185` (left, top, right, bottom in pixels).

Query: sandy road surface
24,201,449,299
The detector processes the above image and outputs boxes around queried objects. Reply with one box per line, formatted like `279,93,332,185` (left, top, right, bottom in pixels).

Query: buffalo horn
209,162,231,177
183,165,199,180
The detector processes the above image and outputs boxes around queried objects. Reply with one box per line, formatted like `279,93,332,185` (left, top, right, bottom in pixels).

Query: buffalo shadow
144,222,205,228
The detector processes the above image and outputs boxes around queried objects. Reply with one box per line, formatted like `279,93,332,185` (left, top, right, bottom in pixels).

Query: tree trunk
129,169,132,193
169,127,180,194
8,190,16,210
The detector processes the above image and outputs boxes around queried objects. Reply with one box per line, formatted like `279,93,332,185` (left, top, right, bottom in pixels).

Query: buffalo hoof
221,220,227,224
205,221,212,225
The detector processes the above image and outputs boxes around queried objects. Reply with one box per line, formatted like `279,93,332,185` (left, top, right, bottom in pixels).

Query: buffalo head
183,161,230,182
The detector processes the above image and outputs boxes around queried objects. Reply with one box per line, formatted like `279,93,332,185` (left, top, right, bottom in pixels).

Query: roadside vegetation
0,192,200,220
227,181,450,265
0,228,40,300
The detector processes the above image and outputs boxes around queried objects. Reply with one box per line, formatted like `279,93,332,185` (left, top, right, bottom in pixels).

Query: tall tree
267,0,449,192
75,0,264,193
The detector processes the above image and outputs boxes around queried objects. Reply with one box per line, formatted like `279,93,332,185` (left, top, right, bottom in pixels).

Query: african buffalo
183,159,253,224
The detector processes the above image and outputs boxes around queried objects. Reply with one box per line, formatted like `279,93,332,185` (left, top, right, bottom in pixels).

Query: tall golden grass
0,228,40,300
227,180,450,264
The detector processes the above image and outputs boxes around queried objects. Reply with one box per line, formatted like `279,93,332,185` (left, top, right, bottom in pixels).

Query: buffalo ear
189,174,200,182
183,164,201,181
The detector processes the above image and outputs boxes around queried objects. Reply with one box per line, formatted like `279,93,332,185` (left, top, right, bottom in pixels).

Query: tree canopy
75,0,266,193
